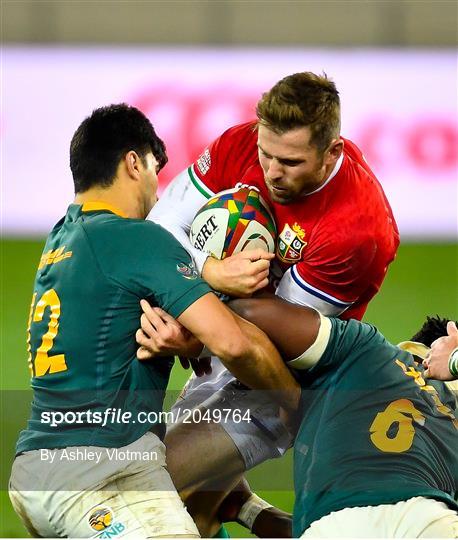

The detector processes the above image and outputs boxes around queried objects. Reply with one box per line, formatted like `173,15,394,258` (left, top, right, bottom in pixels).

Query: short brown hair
256,72,340,152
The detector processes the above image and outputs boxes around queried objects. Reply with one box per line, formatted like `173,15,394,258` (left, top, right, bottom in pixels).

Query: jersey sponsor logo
88,506,126,538
38,246,72,270
196,148,211,176
177,261,198,280
276,223,307,263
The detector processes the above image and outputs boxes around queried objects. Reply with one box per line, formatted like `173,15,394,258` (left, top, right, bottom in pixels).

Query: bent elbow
213,336,251,366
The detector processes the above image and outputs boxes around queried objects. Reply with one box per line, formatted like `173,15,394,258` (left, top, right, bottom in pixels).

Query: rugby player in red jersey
145,72,400,536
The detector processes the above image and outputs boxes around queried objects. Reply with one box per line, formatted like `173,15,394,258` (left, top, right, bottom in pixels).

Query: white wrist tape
237,493,273,531
287,313,332,370
448,347,458,378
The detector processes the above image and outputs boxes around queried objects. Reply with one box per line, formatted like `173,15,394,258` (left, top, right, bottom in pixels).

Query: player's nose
267,159,283,180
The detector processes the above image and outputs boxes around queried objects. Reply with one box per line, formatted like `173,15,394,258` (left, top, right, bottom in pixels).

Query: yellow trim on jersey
397,341,430,360
81,201,127,218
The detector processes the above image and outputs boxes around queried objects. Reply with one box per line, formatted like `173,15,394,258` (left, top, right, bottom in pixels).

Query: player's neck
307,152,344,195
74,184,142,219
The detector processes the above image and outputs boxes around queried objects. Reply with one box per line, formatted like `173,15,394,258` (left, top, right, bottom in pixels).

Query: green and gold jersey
16,203,211,454
293,318,458,536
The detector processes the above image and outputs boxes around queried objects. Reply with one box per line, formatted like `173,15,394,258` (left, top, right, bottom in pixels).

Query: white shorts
171,357,292,470
301,496,458,538
9,432,199,538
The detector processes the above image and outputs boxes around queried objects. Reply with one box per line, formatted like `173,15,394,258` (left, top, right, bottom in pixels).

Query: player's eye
280,160,302,167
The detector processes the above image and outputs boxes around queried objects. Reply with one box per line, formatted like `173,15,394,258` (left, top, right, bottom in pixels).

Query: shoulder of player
316,317,386,368
214,120,258,152
307,147,395,240
196,121,259,186
221,120,257,139
341,137,382,188
82,215,177,250
305,210,381,255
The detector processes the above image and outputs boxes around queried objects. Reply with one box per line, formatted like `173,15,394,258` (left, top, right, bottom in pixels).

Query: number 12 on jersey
27,289,68,377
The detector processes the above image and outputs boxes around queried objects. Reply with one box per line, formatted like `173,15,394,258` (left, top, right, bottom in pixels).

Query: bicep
228,296,321,361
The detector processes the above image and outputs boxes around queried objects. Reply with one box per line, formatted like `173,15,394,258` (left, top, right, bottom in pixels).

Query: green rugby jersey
293,318,458,536
16,203,211,454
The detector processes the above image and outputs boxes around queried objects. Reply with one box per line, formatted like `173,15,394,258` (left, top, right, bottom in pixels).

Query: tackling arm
228,294,329,368
177,293,301,413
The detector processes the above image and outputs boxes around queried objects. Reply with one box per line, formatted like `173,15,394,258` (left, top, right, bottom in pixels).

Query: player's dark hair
70,103,167,193
256,72,341,153
411,315,458,346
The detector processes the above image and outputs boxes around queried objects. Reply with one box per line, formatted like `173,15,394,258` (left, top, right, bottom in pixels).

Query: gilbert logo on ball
190,186,277,259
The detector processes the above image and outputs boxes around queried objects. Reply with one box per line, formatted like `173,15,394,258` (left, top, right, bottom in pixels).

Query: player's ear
324,139,343,165
124,151,142,180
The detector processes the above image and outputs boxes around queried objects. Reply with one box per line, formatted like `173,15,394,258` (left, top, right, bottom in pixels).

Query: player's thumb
447,320,458,338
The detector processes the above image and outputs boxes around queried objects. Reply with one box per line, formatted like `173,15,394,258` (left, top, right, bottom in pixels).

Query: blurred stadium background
1,1,457,537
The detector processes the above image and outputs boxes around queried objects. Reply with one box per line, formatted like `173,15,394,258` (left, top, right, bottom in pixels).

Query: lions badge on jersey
88,506,126,538
276,222,307,263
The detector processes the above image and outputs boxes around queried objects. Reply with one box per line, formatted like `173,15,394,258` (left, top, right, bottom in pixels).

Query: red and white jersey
150,121,399,320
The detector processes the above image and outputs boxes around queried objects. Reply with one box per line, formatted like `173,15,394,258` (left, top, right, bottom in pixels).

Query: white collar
306,152,344,196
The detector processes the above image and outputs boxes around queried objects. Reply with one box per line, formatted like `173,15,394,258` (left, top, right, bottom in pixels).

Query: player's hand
423,321,458,380
202,249,275,298
136,300,204,360
179,356,212,377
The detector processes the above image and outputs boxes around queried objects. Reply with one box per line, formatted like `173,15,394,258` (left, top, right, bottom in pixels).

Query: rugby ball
190,186,276,259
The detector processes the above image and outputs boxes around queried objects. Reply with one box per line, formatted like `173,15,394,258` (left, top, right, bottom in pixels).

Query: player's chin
268,189,294,205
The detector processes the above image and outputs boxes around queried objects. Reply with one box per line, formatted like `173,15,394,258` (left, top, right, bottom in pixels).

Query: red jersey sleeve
191,121,259,194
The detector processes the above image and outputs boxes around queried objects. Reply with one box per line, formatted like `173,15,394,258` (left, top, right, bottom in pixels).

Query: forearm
178,293,300,412
219,314,300,412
